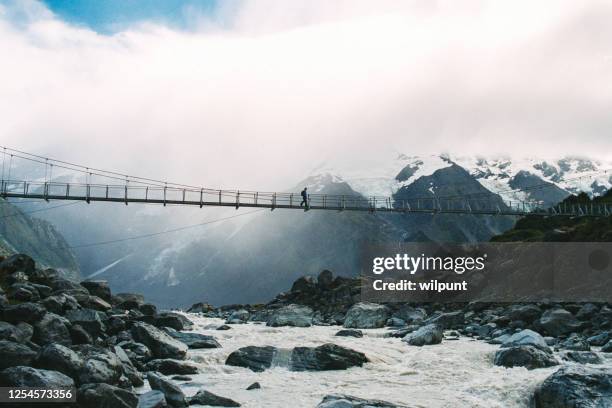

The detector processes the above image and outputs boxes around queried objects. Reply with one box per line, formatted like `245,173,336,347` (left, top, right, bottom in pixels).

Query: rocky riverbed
1,254,611,407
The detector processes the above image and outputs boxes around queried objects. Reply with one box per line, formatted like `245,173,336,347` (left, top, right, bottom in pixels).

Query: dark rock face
0,366,74,388
147,371,187,408
75,345,124,386
113,345,144,387
154,313,193,331
162,327,221,349
77,383,138,408
500,329,549,352
35,343,84,379
225,346,275,372
138,390,167,408
290,344,368,371
32,313,72,346
402,324,443,346
536,308,582,337
508,304,542,323
131,322,187,360
112,293,145,310
423,311,464,330
534,366,612,408
317,394,408,408
65,309,106,338
343,303,389,329
0,321,31,342
80,280,112,301
602,340,612,353
267,304,314,327
188,390,241,407
143,359,198,375
0,340,37,369
335,329,363,338
118,341,152,367
0,254,36,274
494,346,558,370
2,302,46,323
561,351,603,365
246,382,261,390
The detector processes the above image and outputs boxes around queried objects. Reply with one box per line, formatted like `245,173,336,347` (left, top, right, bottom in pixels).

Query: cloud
1,0,611,191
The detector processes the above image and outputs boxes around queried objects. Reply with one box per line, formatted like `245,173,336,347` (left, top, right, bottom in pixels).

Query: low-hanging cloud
1,0,611,191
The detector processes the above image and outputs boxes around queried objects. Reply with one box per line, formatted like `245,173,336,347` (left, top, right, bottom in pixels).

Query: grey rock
0,366,74,388
226,346,275,372
113,345,144,387
561,351,603,365
536,308,581,337
77,383,138,408
602,340,612,353
246,382,260,390
147,371,187,408
70,324,94,345
143,359,198,375
343,303,389,329
33,312,72,346
138,390,168,408
494,345,558,370
402,324,443,346
559,334,591,351
317,394,408,407
290,344,368,371
508,304,542,323
0,340,37,369
188,390,241,407
113,293,144,310
139,303,158,316
35,343,84,379
75,345,124,386
0,254,36,274
0,321,31,342
2,302,46,323
423,311,464,329
118,341,153,367
534,365,612,407
226,309,250,324
131,322,187,360
501,329,549,352
80,280,112,301
587,332,611,347
154,313,193,331
335,329,363,338
163,327,221,349
267,304,313,327
65,309,106,337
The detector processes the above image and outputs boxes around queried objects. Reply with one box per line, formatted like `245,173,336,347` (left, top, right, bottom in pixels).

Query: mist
1,0,611,192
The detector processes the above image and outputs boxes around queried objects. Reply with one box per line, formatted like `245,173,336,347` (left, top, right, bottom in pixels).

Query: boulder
0,321,31,342
225,346,276,372
317,394,408,408
143,359,198,375
587,332,611,347
246,382,260,390
131,322,187,360
0,254,35,274
188,390,241,407
402,324,443,346
500,329,549,352
534,366,612,407
70,324,93,345
0,366,74,388
80,280,112,301
343,303,389,329
186,303,214,313
113,346,144,387
33,313,72,346
536,308,581,337
75,345,124,386
561,351,603,365
494,346,558,370
112,293,144,310
290,344,368,371
140,303,158,316
0,340,37,369
48,278,89,296
576,303,599,320
226,309,250,324
35,343,84,379
335,329,363,338
162,327,221,349
2,302,46,323
508,304,542,323
80,295,112,312
602,340,612,353
392,306,426,325
559,334,590,351
42,294,80,315
267,304,314,327
77,383,138,408
138,390,168,408
154,312,193,331
65,309,106,338
118,341,152,367
147,371,187,408
423,311,464,329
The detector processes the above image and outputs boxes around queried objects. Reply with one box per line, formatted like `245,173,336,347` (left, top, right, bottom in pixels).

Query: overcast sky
1,0,611,190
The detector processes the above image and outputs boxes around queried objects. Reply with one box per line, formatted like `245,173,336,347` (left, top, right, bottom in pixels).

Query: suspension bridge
0,146,610,217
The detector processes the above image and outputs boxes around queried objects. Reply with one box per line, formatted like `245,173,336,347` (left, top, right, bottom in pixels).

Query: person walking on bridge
300,187,308,208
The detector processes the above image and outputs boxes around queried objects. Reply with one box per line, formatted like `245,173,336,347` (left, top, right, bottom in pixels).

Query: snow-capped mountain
312,154,612,207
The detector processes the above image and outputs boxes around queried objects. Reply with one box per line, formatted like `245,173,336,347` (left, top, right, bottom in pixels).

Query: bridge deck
1,179,609,217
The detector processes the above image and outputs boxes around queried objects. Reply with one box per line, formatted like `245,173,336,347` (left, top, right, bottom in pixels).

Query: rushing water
162,315,610,408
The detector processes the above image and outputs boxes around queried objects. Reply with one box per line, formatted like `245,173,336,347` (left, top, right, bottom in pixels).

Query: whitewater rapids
160,315,610,407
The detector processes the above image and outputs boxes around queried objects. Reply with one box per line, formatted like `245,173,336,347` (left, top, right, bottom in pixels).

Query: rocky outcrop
494,346,558,370
343,303,389,329
188,390,241,407
402,324,443,346
534,366,612,407
267,304,314,327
